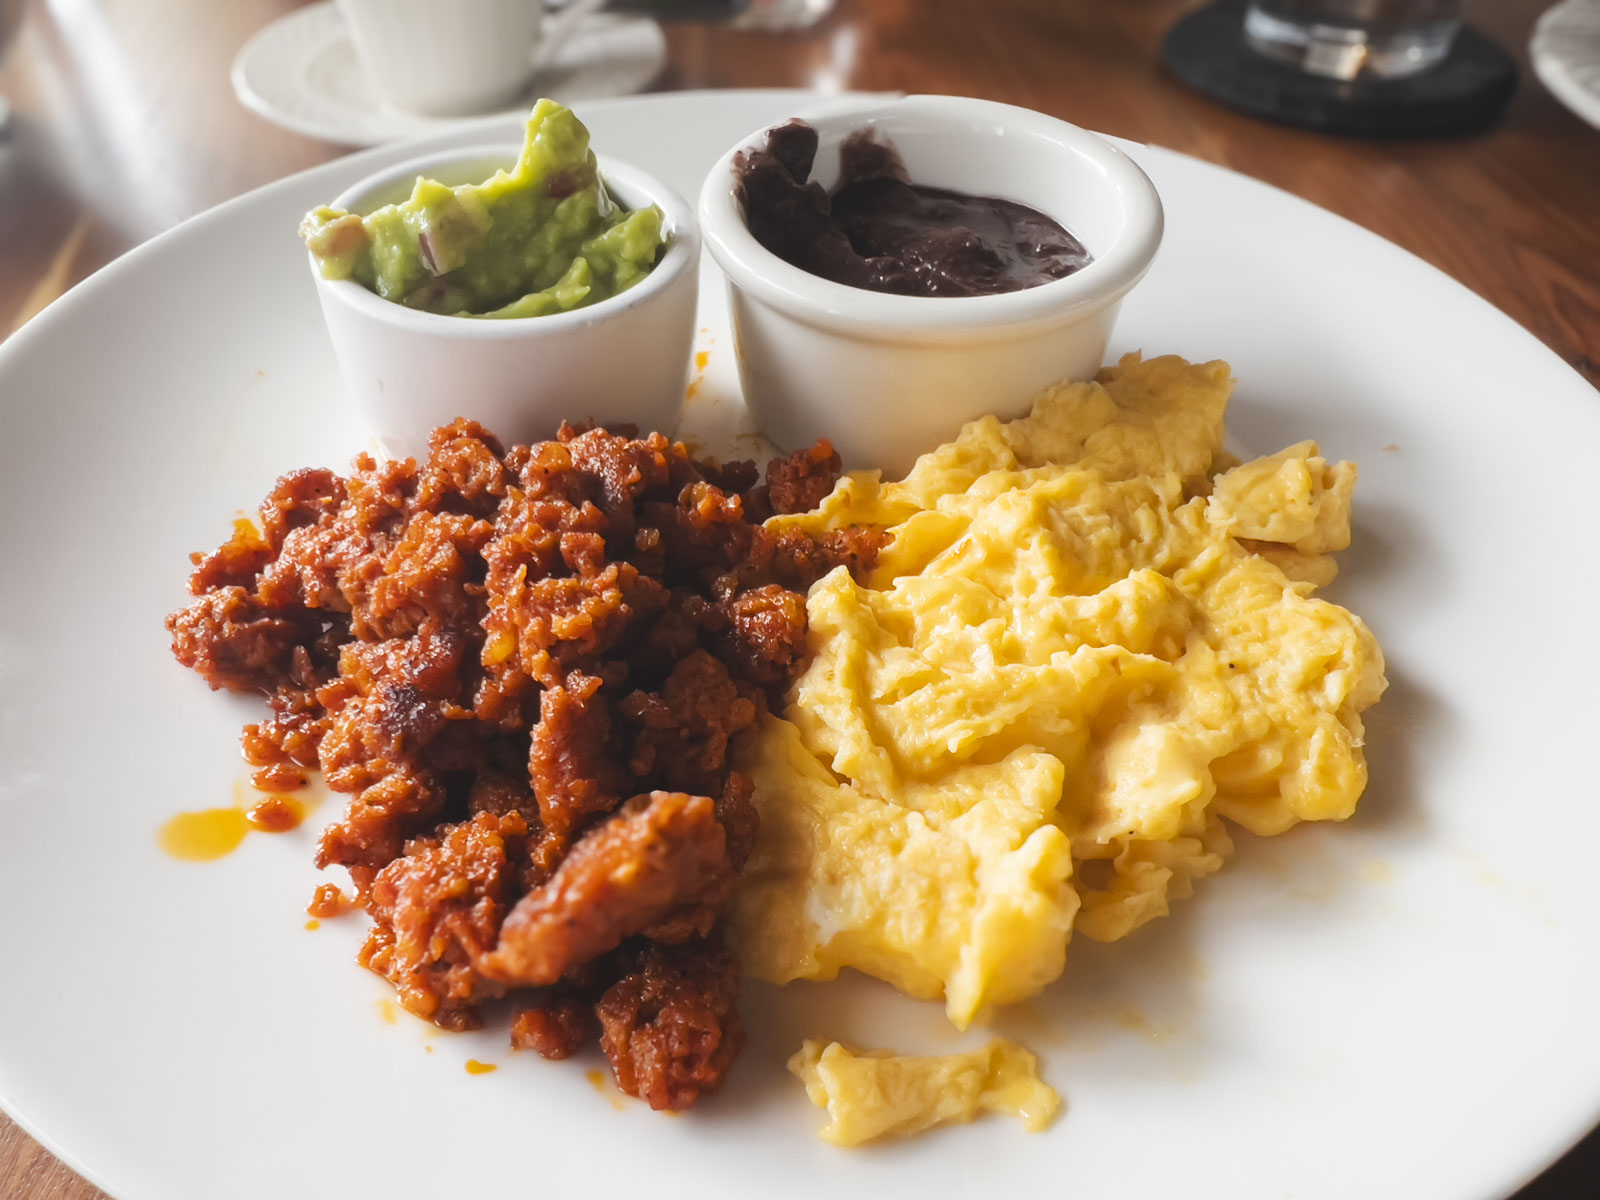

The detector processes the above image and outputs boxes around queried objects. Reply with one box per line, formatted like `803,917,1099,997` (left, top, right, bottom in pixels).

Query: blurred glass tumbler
1245,0,1465,80
338,0,605,116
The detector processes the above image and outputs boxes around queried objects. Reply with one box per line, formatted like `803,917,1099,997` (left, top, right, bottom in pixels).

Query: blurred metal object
1244,0,1464,79
0,0,29,133
732,0,834,31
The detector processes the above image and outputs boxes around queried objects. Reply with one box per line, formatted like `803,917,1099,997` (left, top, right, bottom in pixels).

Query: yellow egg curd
789,1039,1060,1146
729,353,1388,1032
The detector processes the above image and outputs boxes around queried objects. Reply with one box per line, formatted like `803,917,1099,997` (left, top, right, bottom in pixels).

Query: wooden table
0,1,1596,1195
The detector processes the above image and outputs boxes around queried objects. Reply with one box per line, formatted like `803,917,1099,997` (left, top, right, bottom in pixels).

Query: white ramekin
698,95,1164,476
309,146,699,462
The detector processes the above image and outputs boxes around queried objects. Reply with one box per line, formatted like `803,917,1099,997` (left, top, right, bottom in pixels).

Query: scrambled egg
729,354,1387,1031
789,1039,1060,1146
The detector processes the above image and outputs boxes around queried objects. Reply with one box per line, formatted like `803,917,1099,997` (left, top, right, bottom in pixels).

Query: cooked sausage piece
484,791,731,986
598,937,745,1111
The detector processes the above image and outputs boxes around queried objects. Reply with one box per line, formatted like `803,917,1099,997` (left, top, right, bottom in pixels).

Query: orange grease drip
157,807,249,862
305,919,320,931
586,1068,628,1110
159,777,324,862
685,348,712,400
465,1059,498,1075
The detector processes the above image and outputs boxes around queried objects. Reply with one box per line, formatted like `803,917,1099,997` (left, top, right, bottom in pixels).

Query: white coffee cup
337,0,607,117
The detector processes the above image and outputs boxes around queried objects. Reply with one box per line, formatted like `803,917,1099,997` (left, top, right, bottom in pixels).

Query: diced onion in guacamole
300,99,666,319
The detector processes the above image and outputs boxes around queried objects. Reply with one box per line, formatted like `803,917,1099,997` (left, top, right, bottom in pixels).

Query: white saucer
231,2,668,146
1532,0,1600,129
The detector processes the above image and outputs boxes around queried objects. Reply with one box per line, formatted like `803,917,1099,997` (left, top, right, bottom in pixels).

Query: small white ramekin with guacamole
304,99,699,459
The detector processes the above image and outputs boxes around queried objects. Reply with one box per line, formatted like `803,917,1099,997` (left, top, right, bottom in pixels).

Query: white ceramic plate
1,89,1597,1200
1532,0,1600,129
231,2,667,145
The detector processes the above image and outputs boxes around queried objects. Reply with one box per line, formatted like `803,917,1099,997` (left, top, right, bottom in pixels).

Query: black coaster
1162,1,1517,137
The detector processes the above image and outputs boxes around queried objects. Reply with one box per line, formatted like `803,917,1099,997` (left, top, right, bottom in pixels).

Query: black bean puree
734,119,1092,299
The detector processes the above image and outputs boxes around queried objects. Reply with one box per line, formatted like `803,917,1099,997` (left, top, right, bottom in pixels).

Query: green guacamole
300,99,665,319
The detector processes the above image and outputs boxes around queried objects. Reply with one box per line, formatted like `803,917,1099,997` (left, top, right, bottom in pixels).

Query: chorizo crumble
167,418,885,1110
